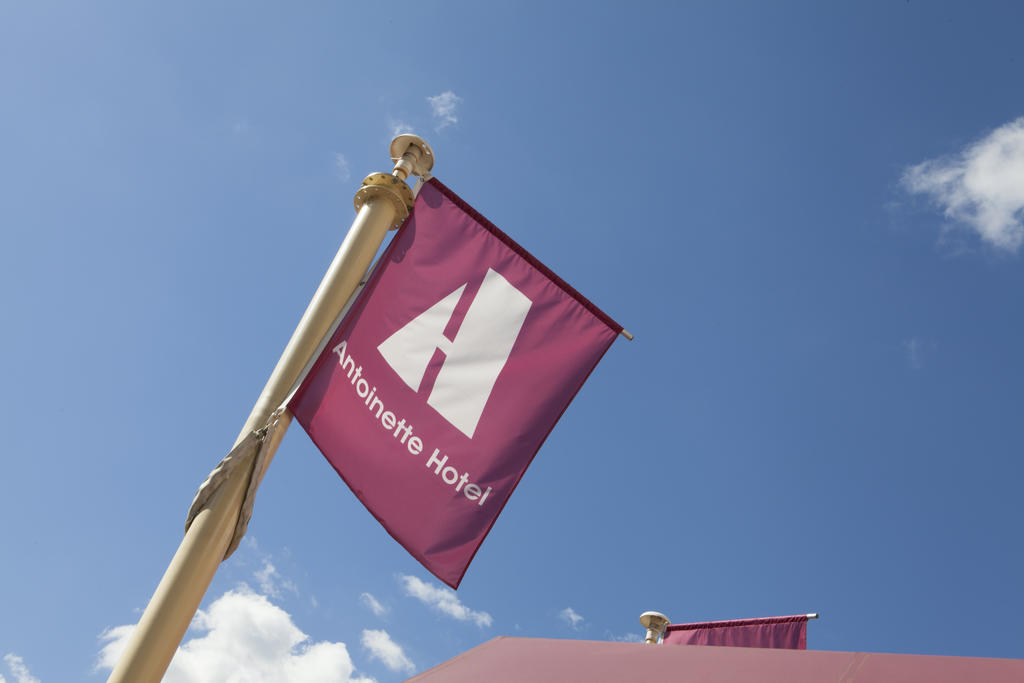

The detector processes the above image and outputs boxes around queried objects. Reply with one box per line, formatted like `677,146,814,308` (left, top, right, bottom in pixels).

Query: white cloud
96,625,134,671
559,607,584,630
609,632,644,643
427,91,461,131
334,153,352,182
399,575,492,628
360,592,388,617
390,120,414,137
903,116,1024,252
360,630,414,674
254,559,298,600
96,587,374,683
3,654,40,683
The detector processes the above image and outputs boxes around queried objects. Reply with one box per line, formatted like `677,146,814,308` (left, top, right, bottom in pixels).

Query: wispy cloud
96,586,374,683
3,654,40,683
399,575,492,627
390,120,414,137
334,153,352,182
559,607,584,630
427,91,462,131
904,338,924,369
608,631,644,643
902,337,934,370
361,629,414,674
903,116,1024,252
254,559,298,600
360,592,388,617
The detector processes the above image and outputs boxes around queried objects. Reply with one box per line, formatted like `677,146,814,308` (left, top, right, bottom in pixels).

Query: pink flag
289,178,621,588
663,615,809,649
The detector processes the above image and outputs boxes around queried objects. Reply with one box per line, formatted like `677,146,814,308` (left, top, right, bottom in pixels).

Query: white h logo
377,268,532,438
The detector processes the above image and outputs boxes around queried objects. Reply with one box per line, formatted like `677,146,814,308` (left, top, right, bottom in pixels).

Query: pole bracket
354,173,414,229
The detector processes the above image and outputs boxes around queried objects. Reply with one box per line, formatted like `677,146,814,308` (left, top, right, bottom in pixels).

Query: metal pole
107,136,434,683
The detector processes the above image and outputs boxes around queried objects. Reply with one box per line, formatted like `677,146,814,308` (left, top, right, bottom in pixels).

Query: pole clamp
354,173,414,229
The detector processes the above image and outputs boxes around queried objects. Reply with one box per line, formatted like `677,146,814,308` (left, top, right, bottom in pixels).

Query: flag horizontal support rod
620,329,634,340
107,136,434,683
807,613,819,619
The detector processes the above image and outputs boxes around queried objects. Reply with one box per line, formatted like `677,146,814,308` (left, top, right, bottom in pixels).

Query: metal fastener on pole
107,135,433,683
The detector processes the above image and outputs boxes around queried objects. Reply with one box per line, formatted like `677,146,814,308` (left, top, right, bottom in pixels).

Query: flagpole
107,135,434,683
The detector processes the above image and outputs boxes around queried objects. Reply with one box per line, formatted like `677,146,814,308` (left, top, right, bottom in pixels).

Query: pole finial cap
639,611,671,644
389,134,434,177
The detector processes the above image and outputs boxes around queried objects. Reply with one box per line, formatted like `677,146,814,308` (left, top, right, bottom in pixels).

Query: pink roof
407,636,1024,682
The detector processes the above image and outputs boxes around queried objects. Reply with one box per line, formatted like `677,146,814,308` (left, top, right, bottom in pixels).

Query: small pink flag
663,615,809,649
290,178,621,588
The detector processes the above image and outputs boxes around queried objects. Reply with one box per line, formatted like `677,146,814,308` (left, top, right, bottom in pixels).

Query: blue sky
2,2,1024,681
